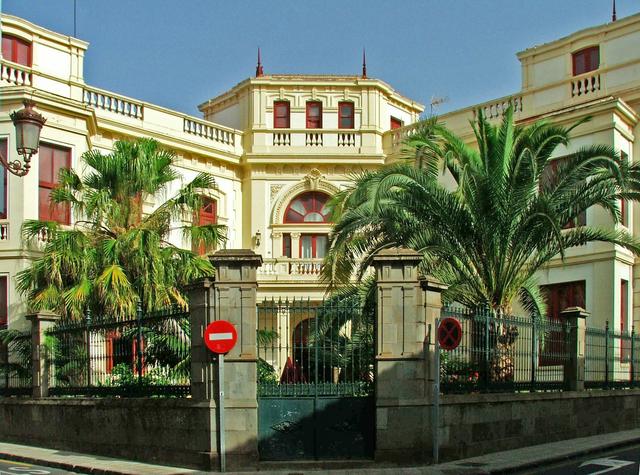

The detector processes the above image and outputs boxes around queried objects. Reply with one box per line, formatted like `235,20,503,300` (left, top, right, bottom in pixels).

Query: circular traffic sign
204,320,238,354
438,317,462,350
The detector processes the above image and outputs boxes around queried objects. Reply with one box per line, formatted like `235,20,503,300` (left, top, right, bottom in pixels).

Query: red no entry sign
438,317,462,350
204,320,238,354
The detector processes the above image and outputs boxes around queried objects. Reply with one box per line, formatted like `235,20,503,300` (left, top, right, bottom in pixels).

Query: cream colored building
391,12,640,331
0,14,422,330
1,11,639,334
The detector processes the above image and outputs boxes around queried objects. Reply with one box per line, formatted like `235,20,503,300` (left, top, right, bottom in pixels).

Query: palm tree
324,107,640,318
17,138,225,320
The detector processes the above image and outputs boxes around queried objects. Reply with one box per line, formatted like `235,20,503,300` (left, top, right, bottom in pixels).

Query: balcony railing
258,258,324,279
0,222,8,241
267,129,361,150
571,72,601,98
474,96,523,120
0,60,32,87
184,117,236,146
83,86,144,119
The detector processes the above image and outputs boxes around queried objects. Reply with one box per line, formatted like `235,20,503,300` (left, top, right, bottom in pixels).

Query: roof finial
256,47,264,77
362,48,367,79
612,0,617,21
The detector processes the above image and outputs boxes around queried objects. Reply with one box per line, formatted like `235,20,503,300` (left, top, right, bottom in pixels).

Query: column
560,306,589,391
372,247,445,463
26,310,60,398
188,249,262,470
290,232,301,259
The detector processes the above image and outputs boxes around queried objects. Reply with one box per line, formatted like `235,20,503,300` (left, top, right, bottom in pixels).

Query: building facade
0,11,639,336
0,14,422,331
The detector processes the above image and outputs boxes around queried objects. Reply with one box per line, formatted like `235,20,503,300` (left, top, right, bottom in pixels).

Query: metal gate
257,297,374,460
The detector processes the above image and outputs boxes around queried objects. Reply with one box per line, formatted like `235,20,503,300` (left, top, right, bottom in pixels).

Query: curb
0,450,191,475
2,436,640,475
458,436,640,474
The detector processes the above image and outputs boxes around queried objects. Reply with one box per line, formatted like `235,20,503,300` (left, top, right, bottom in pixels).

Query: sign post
218,352,225,472
204,320,238,473
433,316,463,464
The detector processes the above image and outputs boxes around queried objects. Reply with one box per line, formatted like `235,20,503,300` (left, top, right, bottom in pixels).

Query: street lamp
3,100,47,177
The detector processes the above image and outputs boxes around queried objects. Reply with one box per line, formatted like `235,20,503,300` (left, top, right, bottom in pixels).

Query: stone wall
378,389,640,463
2,383,640,468
0,398,216,469
439,390,640,461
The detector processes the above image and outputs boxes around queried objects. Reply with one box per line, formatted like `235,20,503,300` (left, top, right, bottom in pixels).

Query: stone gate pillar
560,306,589,391
26,310,60,398
372,248,445,463
188,249,262,470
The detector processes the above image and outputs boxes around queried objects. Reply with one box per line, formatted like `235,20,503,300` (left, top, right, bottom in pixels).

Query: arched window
283,192,331,260
284,191,330,223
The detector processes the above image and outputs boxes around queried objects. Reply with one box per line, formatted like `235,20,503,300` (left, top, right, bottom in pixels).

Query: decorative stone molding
270,184,284,201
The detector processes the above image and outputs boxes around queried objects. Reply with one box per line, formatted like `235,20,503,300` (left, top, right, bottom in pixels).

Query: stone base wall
0,398,216,469
377,390,640,463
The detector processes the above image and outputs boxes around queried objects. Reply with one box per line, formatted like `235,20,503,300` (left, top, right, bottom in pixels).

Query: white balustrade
37,227,51,244
337,132,356,147
571,73,601,98
0,223,8,241
257,258,324,278
290,259,323,275
83,88,144,119
305,132,323,147
475,96,523,120
272,132,291,146
391,123,419,149
0,61,32,86
183,118,235,146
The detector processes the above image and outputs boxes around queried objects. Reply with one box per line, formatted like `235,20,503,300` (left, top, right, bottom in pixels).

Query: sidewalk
2,428,640,475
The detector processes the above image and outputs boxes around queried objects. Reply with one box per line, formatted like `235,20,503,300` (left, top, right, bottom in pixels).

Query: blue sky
4,1,637,117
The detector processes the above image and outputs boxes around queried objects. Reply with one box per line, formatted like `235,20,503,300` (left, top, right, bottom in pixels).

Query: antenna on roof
73,0,77,37
612,0,617,21
429,96,449,116
256,47,264,77
362,48,367,79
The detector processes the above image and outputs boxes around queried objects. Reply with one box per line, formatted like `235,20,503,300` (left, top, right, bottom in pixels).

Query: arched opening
283,191,331,260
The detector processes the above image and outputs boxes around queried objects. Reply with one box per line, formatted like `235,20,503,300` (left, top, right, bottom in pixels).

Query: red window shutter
274,101,290,129
38,144,71,224
540,280,586,366
572,46,599,76
0,276,7,327
283,233,292,258
2,35,31,67
338,102,354,129
390,117,403,130
106,337,114,373
195,197,217,255
306,102,322,129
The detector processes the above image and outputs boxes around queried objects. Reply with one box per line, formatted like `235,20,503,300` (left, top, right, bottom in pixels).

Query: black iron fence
45,305,191,397
257,297,374,397
440,307,640,394
585,323,640,389
0,330,32,396
439,307,572,393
